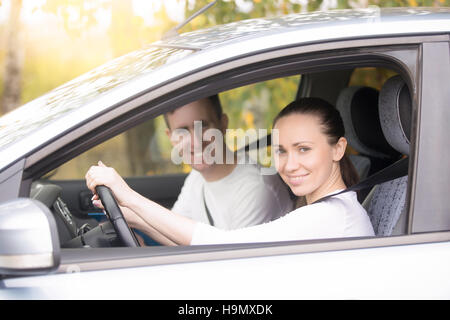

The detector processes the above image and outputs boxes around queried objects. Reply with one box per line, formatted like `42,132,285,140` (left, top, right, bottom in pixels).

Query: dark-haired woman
85,98,375,245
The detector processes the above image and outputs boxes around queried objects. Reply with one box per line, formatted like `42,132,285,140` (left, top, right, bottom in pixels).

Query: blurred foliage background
0,0,448,179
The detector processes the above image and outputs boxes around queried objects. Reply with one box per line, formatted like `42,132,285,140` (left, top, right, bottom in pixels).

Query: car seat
336,86,400,180
363,76,411,236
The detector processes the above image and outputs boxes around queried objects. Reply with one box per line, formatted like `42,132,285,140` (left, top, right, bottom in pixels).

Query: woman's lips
286,173,309,186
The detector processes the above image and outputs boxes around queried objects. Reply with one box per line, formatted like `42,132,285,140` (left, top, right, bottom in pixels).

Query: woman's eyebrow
272,140,313,148
292,141,314,146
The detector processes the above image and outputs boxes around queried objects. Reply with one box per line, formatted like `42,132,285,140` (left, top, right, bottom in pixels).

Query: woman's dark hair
273,97,359,188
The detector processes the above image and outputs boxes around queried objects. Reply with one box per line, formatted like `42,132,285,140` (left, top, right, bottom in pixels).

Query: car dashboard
30,182,121,248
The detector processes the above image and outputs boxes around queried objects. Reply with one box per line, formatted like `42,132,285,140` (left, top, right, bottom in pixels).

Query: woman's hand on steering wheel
86,161,134,208
92,194,145,230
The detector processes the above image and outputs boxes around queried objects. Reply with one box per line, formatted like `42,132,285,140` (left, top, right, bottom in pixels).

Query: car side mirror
0,198,60,275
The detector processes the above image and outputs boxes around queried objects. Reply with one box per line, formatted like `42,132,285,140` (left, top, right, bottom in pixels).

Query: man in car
164,95,293,229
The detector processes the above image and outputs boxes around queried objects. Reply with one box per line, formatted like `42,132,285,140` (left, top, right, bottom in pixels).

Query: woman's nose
284,151,301,172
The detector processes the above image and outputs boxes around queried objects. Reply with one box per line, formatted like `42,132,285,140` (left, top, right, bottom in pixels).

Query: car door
56,37,448,298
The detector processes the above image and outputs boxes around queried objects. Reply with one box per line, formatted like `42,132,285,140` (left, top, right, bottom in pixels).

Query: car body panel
411,41,450,233
2,239,450,299
157,7,450,50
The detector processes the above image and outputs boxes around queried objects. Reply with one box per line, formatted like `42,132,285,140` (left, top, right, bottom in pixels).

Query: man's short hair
164,94,222,129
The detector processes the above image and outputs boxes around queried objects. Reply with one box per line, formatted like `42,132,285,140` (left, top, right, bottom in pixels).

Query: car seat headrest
337,86,398,158
378,76,411,156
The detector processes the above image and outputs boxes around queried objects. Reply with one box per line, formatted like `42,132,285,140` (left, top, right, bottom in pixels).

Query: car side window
49,75,300,181
48,64,411,247
221,75,300,167
49,115,188,180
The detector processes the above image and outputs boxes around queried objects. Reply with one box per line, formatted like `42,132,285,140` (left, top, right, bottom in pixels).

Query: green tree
1,0,23,115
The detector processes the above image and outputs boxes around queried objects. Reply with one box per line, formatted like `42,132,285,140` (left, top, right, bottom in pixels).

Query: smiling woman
273,98,359,204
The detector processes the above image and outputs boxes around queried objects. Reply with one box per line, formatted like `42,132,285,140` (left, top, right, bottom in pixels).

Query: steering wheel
95,185,139,247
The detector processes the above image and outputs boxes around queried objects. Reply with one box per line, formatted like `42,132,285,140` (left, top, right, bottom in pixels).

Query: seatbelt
202,186,215,226
312,156,409,205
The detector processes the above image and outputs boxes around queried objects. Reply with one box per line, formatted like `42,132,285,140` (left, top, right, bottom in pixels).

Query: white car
1,7,450,300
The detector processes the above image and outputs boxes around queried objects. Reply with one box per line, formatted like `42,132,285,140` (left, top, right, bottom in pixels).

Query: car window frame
409,39,450,233
20,34,447,179
15,34,450,275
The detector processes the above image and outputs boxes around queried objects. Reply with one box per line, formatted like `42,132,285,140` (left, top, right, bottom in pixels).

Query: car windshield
0,46,194,151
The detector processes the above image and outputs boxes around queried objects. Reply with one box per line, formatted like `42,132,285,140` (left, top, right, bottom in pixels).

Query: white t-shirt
190,190,375,245
172,163,293,230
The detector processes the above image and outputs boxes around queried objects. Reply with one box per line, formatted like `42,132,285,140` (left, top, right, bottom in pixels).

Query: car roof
155,7,450,51
0,7,449,171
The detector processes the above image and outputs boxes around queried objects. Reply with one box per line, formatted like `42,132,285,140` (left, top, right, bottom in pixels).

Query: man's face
166,99,226,172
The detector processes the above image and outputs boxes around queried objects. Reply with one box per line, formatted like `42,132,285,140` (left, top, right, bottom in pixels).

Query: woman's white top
190,190,375,245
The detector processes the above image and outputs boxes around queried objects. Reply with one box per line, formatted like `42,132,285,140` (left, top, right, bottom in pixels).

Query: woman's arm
125,191,196,246
86,161,196,246
91,183,179,246
85,162,344,246
121,206,178,246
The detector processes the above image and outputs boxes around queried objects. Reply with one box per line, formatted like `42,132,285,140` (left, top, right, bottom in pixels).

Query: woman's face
273,113,345,199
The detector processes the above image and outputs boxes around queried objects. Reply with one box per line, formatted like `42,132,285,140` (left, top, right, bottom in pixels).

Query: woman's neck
305,163,346,205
